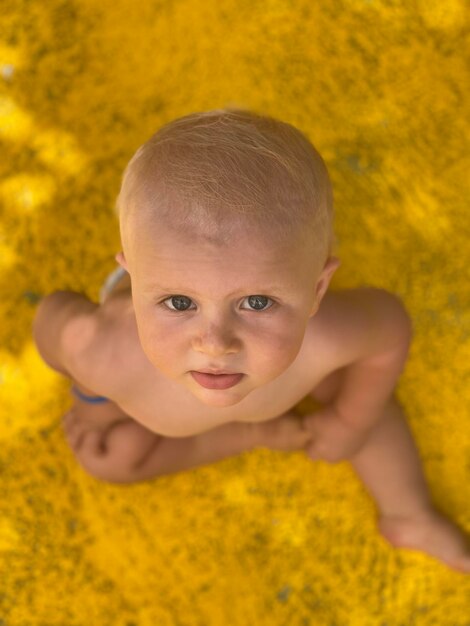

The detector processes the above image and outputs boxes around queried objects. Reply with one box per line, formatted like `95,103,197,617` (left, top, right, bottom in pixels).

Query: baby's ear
310,256,341,316
315,256,340,295
115,251,128,270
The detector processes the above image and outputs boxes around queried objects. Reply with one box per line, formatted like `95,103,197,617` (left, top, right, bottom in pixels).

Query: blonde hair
116,108,335,263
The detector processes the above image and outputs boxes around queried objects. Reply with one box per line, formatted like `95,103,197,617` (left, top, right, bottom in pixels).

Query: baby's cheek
136,321,179,370
255,330,302,374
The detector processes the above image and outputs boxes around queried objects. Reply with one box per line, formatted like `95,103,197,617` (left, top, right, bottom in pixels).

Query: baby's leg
63,397,313,484
62,397,284,484
349,395,470,573
63,401,164,483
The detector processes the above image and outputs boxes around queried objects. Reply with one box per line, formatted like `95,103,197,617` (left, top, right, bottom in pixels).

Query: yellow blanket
1,1,469,623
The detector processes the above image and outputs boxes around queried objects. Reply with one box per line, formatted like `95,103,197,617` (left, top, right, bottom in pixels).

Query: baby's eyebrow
145,284,285,297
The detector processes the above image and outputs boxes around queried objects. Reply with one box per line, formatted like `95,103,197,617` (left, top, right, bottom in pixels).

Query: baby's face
118,223,338,408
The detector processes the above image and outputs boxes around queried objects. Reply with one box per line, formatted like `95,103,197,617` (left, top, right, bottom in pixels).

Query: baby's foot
62,410,161,483
379,508,470,573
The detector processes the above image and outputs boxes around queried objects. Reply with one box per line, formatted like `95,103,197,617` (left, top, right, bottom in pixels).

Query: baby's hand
258,411,314,452
303,405,370,463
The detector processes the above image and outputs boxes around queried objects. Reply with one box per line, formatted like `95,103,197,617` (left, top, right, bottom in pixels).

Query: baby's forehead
131,241,319,303
126,210,308,251
123,212,320,280
127,215,263,246
122,200,311,247
131,230,298,267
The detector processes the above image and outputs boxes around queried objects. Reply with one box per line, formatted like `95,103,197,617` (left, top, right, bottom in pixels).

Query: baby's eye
241,295,273,311
162,295,195,311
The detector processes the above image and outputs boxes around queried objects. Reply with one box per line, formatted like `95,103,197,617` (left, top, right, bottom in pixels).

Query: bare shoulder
66,294,143,397
308,286,413,370
33,291,99,377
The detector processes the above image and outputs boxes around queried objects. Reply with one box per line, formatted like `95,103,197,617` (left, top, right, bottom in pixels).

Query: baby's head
115,108,340,407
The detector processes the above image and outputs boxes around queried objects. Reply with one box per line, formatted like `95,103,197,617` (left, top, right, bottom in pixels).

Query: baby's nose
192,325,241,356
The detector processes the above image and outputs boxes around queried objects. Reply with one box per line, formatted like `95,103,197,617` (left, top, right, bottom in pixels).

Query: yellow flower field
1,1,469,624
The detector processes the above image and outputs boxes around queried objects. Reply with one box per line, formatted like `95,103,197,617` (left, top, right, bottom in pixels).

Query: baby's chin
188,385,250,408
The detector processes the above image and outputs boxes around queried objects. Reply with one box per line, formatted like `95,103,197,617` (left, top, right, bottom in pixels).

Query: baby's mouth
190,371,244,390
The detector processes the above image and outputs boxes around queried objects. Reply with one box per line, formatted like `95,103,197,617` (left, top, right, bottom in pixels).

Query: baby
33,108,470,572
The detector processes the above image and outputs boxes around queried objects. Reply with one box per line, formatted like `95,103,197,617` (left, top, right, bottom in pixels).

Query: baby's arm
305,289,413,462
33,293,165,479
33,291,99,377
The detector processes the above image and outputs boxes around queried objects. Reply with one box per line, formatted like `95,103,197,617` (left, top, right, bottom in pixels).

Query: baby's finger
80,430,107,457
302,412,317,426
62,411,77,439
62,409,74,427
305,438,323,459
62,411,87,450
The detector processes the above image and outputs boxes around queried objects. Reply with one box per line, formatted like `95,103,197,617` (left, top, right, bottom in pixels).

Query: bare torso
70,276,343,437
